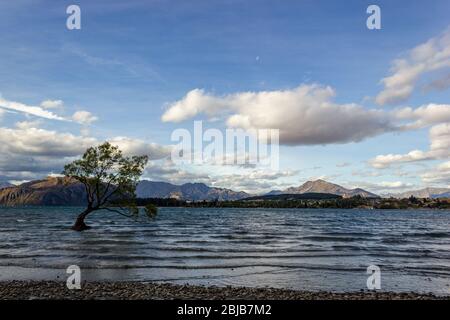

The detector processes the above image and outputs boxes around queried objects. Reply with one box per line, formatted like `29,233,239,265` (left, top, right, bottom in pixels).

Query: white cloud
370,122,450,168
378,181,413,189
348,180,415,194
162,85,396,145
370,150,430,169
0,124,97,180
376,28,450,105
394,104,450,129
161,88,226,123
40,99,63,109
208,169,298,193
143,160,212,185
141,159,299,193
15,120,43,129
0,95,65,120
71,110,98,125
421,160,450,186
0,125,97,157
0,123,171,181
109,137,172,160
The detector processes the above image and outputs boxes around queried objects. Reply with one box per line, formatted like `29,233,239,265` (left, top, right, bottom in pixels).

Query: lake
0,207,449,295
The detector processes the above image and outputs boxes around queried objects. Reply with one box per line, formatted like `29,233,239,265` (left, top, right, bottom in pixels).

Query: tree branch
101,207,134,218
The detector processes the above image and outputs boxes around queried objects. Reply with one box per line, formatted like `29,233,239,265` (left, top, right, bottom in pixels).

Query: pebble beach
0,281,447,300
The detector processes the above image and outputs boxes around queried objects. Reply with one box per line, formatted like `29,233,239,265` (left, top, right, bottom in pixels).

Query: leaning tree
63,142,153,231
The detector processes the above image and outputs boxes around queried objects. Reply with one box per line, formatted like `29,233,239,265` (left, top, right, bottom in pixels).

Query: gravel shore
0,281,448,300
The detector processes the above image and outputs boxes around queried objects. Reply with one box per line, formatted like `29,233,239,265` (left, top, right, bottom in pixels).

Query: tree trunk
72,208,93,231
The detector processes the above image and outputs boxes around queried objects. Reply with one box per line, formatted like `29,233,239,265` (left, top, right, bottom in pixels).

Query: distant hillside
264,189,283,196
0,178,251,206
389,188,450,199
243,192,342,201
0,177,86,206
433,191,450,198
268,179,379,198
0,182,14,190
137,181,249,201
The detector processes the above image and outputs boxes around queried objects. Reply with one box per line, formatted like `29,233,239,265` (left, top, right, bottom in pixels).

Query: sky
0,0,449,195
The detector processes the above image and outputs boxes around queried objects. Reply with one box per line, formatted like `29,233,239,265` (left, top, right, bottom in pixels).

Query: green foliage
144,203,158,218
63,142,149,218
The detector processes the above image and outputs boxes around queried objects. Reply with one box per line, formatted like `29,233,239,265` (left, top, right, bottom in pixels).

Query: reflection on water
0,207,449,294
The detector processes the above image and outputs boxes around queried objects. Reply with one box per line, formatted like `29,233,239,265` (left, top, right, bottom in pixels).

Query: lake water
0,207,449,294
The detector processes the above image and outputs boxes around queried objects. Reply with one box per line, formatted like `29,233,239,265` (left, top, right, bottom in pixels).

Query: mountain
433,191,450,198
0,182,14,190
269,179,379,198
0,178,250,206
0,177,86,206
390,187,450,199
264,189,283,196
244,192,342,201
136,181,249,201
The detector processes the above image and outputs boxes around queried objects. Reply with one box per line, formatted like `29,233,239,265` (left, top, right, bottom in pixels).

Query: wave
402,232,450,238
301,236,368,242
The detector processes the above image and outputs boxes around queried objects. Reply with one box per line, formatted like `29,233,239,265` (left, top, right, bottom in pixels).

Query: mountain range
386,187,450,199
0,177,250,206
0,182,14,190
136,180,249,201
0,177,86,206
267,179,379,198
1,177,449,206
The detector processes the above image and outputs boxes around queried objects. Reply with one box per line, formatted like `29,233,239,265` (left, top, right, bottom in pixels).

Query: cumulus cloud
370,104,450,169
141,158,298,193
40,100,63,109
377,181,414,189
161,89,226,123
0,95,65,120
376,29,450,105
0,125,97,157
143,160,212,185
0,124,97,180
370,122,450,168
162,85,396,145
370,151,430,169
348,180,415,194
394,104,450,130
207,169,298,193
421,160,450,185
109,137,172,160
71,110,98,125
0,123,171,181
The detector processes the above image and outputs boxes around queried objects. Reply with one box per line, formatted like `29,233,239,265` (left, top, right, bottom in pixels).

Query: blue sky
0,0,449,194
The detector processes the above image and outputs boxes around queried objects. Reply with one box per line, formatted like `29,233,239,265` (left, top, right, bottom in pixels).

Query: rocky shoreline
0,281,447,300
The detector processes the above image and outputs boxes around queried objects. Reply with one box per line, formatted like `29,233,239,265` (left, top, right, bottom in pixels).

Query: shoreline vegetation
134,195,450,210
0,281,447,300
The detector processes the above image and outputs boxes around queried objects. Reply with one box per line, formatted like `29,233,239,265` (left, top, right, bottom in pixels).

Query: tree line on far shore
134,195,450,210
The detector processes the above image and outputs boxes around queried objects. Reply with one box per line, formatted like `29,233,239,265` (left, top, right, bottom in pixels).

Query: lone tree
63,142,152,231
